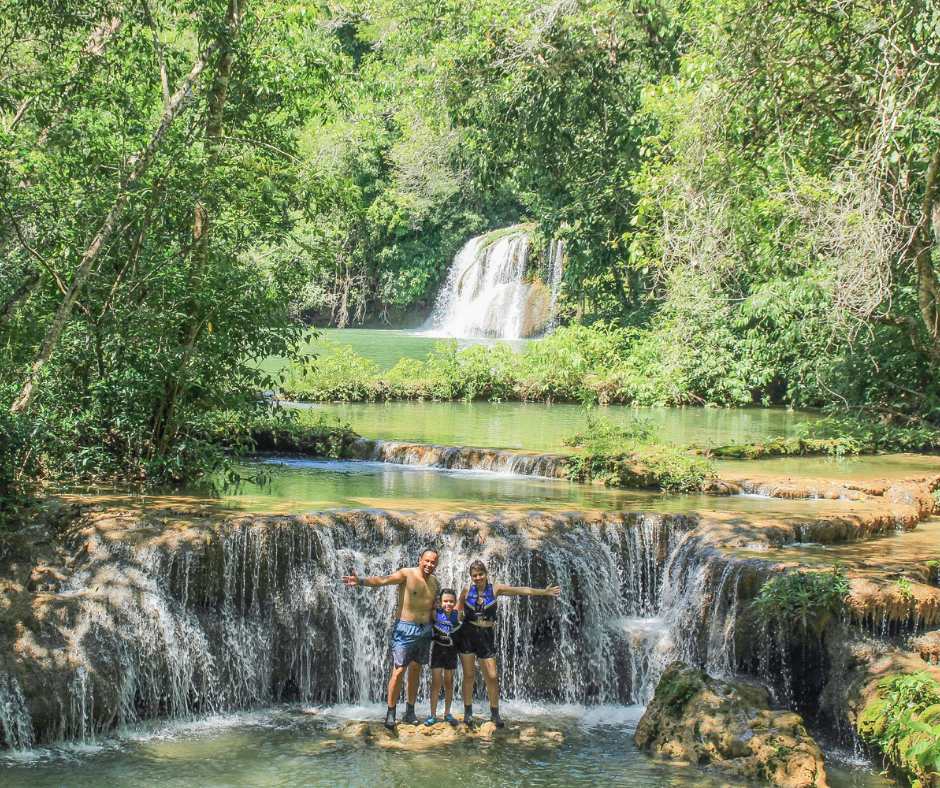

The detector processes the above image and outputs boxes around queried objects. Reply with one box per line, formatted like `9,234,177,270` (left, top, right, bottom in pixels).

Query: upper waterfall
425,225,564,339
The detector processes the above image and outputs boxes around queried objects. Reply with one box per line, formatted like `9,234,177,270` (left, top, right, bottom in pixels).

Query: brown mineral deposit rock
635,662,828,788
913,631,940,665
327,718,564,750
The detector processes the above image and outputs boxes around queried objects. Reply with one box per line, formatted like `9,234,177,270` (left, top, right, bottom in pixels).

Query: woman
455,559,561,727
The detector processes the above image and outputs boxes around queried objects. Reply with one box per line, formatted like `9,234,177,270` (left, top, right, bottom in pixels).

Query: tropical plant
751,568,850,631
858,672,940,788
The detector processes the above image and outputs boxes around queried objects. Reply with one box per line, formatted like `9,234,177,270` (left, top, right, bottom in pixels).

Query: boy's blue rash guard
432,609,461,646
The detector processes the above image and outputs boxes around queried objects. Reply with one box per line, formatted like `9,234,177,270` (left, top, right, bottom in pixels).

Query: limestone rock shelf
323,719,564,749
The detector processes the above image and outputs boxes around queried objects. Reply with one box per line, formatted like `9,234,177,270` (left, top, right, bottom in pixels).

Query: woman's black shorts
430,643,458,670
454,623,497,660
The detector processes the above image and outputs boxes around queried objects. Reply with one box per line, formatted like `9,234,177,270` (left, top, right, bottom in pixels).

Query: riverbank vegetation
2,0,939,518
858,672,940,788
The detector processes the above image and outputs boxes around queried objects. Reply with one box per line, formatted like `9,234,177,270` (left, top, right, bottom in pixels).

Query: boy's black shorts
431,643,458,670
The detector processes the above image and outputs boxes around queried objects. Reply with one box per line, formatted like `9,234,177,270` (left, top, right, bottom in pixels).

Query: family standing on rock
341,549,561,729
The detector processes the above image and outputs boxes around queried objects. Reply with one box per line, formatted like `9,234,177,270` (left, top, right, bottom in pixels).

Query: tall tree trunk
9,42,218,416
184,0,243,347
154,0,244,452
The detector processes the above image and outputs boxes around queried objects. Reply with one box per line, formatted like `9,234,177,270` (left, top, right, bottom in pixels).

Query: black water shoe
463,713,474,726
401,710,419,725
490,710,505,728
384,708,397,729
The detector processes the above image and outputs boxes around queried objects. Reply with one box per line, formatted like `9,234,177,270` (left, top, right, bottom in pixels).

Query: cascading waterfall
542,237,565,334
344,438,569,478
0,675,32,750
0,510,749,748
426,227,563,339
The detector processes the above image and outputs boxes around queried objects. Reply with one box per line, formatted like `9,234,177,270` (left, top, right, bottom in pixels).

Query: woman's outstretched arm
493,583,561,597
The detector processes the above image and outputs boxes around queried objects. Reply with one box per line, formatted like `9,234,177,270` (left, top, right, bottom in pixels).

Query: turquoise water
0,705,890,788
717,452,940,480
292,400,817,452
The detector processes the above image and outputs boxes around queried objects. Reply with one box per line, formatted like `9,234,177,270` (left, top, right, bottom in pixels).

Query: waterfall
1,510,748,747
344,438,570,478
0,675,33,750
426,227,563,339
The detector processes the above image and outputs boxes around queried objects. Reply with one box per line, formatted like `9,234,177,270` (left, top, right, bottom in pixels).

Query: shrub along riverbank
282,326,940,455
283,325,732,406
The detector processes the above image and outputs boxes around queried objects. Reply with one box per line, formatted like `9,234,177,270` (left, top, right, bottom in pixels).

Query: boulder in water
635,661,828,788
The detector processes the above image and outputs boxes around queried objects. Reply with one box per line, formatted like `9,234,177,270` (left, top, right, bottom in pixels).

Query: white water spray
426,227,563,339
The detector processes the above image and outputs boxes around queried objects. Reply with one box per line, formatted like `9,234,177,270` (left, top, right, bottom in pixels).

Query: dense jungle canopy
1,0,939,516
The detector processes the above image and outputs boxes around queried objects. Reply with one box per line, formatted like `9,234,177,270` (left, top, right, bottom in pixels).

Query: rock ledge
325,719,565,749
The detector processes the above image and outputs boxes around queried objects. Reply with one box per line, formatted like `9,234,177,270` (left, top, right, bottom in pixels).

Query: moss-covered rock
635,661,828,788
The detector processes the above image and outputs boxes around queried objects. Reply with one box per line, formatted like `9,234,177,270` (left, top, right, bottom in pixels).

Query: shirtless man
341,548,439,729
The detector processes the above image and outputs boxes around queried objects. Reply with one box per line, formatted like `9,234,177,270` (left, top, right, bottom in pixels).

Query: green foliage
858,672,940,788
288,339,383,401
632,0,940,415
0,411,40,529
0,2,339,517
751,568,849,631
236,409,360,459
795,416,940,454
285,323,800,407
659,672,702,715
3,0,940,523
519,324,636,403
564,417,716,492
928,562,940,587
710,437,860,460
894,577,915,604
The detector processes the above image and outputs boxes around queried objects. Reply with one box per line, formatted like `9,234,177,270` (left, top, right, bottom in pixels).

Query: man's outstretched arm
341,568,407,588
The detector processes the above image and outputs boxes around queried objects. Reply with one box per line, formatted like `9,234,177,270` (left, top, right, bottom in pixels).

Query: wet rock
825,629,940,788
913,631,940,665
635,661,828,788
327,718,564,749
845,577,940,629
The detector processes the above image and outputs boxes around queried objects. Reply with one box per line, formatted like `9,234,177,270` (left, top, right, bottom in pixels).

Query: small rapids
344,437,569,477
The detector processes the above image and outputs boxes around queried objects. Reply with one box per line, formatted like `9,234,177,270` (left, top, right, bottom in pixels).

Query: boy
425,588,461,725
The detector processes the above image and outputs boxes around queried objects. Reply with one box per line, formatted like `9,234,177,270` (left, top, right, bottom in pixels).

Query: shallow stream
0,705,890,788
76,454,878,516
